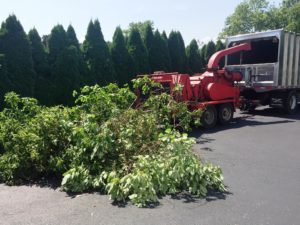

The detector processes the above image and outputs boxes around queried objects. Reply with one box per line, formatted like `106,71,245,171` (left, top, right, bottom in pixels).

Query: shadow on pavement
170,189,232,204
23,177,61,189
205,189,232,202
196,136,215,144
191,107,299,138
242,107,300,120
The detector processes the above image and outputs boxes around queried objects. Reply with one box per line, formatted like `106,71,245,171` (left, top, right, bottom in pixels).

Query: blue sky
0,0,282,45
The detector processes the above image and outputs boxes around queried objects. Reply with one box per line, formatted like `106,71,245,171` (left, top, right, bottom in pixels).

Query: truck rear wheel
218,103,234,125
201,105,217,128
283,91,298,114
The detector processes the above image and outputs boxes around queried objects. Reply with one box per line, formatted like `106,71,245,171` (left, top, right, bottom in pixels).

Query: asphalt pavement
1,107,300,225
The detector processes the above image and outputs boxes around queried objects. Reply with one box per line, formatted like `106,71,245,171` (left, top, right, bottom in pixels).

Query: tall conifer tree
111,26,135,85
48,25,80,105
161,31,168,42
168,31,188,73
28,28,51,104
200,44,207,67
52,45,81,105
48,25,68,66
28,28,49,76
177,32,189,73
147,30,171,72
144,24,156,72
66,25,80,49
215,40,225,68
83,20,115,85
0,15,35,97
66,25,88,86
204,41,216,64
186,39,202,74
159,31,171,71
127,28,150,75
0,54,12,107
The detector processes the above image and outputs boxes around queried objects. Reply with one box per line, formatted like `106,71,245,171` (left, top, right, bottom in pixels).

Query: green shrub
61,166,92,193
0,93,74,183
0,78,225,207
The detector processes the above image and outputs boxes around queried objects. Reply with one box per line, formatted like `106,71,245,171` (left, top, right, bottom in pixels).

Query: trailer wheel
201,105,217,128
283,91,298,114
218,103,234,125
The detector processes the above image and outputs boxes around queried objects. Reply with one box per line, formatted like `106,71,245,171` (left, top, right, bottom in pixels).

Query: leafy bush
133,76,201,131
61,166,92,193
91,130,225,207
0,93,74,183
0,78,225,207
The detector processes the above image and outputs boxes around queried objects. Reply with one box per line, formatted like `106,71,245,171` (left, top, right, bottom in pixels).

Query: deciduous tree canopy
220,0,300,37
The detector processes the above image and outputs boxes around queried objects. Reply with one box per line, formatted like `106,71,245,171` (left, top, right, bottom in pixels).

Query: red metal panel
206,83,240,101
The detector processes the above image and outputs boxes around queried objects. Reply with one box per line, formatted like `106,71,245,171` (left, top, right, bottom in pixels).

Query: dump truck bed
225,29,300,91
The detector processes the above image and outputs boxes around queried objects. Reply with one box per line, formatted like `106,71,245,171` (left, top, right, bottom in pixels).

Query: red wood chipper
142,43,252,128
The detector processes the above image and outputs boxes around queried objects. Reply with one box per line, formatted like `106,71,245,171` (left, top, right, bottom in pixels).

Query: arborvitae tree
168,31,180,72
215,40,225,52
177,32,189,71
161,31,168,42
110,26,135,85
46,25,68,104
186,39,202,74
127,28,150,75
144,24,156,72
28,28,51,104
47,24,81,105
28,28,49,76
83,20,115,85
48,25,68,66
52,45,81,105
0,15,35,97
144,26,171,73
215,40,225,68
66,25,80,49
66,25,88,86
149,30,171,72
204,41,216,65
159,31,171,71
200,44,207,67
168,31,188,73
0,54,12,107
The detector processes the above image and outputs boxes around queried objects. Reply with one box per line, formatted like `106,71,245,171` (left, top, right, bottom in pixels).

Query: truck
142,29,300,128
225,29,300,114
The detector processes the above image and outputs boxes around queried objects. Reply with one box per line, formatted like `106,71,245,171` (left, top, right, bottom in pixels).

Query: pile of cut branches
0,77,225,207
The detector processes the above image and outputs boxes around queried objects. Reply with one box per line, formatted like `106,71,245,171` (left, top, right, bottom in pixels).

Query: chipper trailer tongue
143,43,252,128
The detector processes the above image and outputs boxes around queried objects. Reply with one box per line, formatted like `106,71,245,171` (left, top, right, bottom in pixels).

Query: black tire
283,91,298,114
201,105,218,128
218,103,234,125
